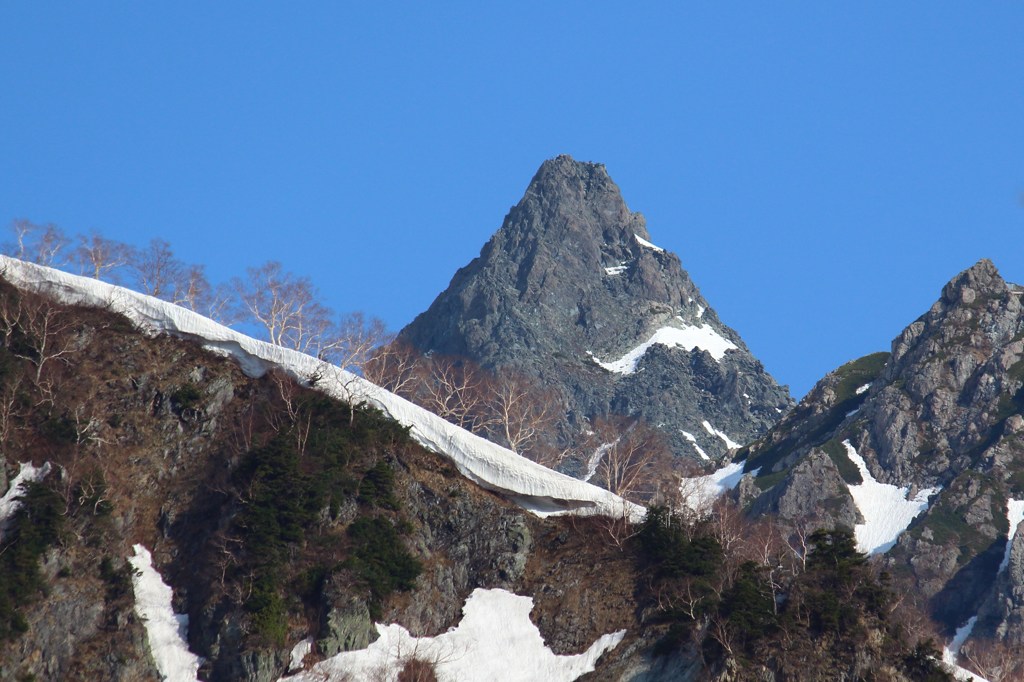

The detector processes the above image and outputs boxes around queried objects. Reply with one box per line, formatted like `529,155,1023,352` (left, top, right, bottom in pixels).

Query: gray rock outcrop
741,259,1024,643
398,155,792,464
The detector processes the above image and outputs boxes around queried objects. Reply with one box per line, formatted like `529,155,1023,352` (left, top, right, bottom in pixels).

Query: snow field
128,545,201,682
280,588,625,682
680,461,751,512
589,321,737,375
842,441,939,555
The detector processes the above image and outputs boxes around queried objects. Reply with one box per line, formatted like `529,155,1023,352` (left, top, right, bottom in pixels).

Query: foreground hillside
0,258,953,681
0,262,643,680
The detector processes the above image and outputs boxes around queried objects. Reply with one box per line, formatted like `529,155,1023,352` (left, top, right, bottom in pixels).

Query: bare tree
364,340,427,396
323,311,392,371
231,261,335,354
416,354,491,431
130,238,184,299
0,373,25,455
589,417,674,503
785,522,813,573
173,263,225,316
0,292,80,398
484,370,559,456
5,219,71,266
960,639,1024,682
73,231,134,282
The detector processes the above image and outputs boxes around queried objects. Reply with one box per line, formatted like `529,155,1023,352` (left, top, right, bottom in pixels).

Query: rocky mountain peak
940,258,1006,308
399,156,792,464
740,258,1024,646
512,155,651,244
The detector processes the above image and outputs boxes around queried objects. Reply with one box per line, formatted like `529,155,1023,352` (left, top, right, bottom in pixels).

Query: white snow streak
583,442,615,482
855,383,872,395
942,616,991,681
633,234,664,252
604,263,628,276
999,499,1024,575
128,545,201,682
680,431,710,461
936,500,1023,679
590,323,737,374
843,441,939,555
0,256,643,523
281,588,624,682
701,420,741,450
0,462,52,540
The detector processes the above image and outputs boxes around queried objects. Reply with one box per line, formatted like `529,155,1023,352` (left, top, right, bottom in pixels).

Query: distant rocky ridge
398,155,793,464
739,259,1024,659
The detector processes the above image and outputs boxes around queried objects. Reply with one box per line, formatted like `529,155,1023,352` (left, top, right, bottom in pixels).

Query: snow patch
590,323,737,374
633,234,664,252
288,638,314,673
855,383,871,395
696,304,705,318
843,441,940,555
604,263,628,276
680,431,709,461
0,462,52,540
0,256,643,523
280,588,624,682
681,461,753,511
128,544,201,682
701,420,741,450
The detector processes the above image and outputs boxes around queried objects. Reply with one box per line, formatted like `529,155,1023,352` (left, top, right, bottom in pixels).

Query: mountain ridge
739,257,1024,671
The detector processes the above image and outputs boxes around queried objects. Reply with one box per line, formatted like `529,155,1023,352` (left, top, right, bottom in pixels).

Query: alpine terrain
397,155,793,466
1,160,1018,682
739,258,1024,676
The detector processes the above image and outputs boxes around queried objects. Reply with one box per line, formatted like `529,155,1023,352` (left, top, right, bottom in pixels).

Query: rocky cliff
398,155,793,464
739,259,1024,663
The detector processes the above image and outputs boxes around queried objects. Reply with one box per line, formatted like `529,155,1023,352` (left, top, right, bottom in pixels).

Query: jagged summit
399,156,793,463
515,155,647,242
939,257,1005,308
740,258,1024,654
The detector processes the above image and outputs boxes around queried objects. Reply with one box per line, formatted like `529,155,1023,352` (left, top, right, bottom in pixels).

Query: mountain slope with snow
397,156,792,464
0,254,641,521
738,259,1024,668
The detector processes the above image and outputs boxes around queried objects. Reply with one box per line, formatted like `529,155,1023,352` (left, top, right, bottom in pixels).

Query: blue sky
2,4,1022,398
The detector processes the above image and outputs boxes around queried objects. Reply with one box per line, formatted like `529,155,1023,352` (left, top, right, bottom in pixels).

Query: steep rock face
399,156,792,462
741,259,1024,644
975,518,1024,644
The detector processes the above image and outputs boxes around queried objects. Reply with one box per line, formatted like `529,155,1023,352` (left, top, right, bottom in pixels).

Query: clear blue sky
2,4,1022,398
